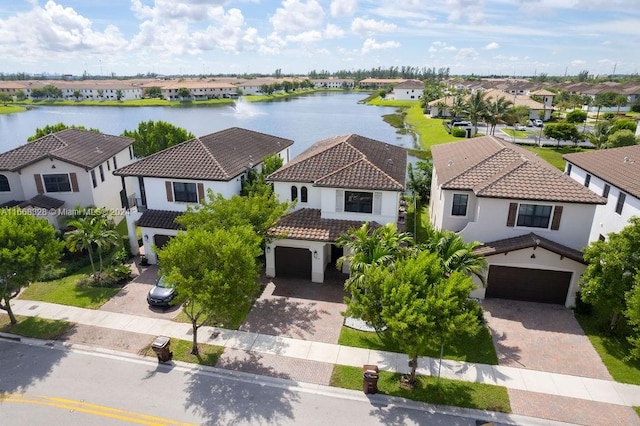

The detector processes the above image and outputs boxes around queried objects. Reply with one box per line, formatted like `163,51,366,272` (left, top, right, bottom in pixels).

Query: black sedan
147,276,176,308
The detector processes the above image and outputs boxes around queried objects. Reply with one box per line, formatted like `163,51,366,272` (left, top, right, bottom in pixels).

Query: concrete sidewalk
7,298,640,408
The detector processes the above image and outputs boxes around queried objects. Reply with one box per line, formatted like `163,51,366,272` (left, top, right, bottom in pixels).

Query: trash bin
151,336,173,363
363,364,379,394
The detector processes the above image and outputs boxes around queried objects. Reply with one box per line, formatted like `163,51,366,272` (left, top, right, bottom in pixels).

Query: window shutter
506,202,517,227
34,174,44,194
70,173,79,192
165,181,173,202
373,192,382,215
551,206,563,230
336,190,343,212
197,183,205,204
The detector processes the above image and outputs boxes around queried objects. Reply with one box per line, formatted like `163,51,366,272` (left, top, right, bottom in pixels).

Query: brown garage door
153,235,172,249
275,247,311,279
486,265,571,305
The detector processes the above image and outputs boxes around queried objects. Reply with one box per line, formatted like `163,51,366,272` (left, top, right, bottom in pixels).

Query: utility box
363,364,379,394
151,336,173,363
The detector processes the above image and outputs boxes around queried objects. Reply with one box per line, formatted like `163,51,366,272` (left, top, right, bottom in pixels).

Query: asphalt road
0,340,488,426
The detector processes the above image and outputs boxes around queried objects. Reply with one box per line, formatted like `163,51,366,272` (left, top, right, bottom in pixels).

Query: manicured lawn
330,365,510,413
19,265,121,309
500,128,532,139
635,407,640,416
523,146,585,171
576,313,640,385
243,89,318,102
405,204,430,243
404,105,459,150
21,98,234,107
143,338,224,367
338,325,498,365
0,105,26,114
0,315,74,340
367,98,419,108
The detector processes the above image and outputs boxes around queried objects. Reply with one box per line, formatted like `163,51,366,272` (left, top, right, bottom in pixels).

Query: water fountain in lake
229,97,264,118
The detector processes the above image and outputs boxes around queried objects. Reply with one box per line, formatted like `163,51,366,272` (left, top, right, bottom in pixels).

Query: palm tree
422,222,488,286
484,96,513,135
464,91,489,135
450,94,466,118
91,211,120,273
65,217,97,274
614,94,628,115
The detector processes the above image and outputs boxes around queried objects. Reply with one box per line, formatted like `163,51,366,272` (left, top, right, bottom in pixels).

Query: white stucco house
430,136,606,306
113,127,294,264
564,145,640,243
0,129,135,228
265,134,407,283
391,79,424,100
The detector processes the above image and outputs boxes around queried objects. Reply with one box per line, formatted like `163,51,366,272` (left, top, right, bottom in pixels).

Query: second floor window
584,174,591,187
173,182,198,203
616,192,626,215
301,186,308,203
91,170,97,188
43,174,71,193
291,185,298,201
0,174,10,192
517,204,552,228
451,194,468,216
99,165,105,182
345,191,373,213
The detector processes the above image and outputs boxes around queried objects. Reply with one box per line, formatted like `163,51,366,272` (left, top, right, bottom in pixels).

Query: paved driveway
239,269,348,344
99,264,181,320
483,299,611,380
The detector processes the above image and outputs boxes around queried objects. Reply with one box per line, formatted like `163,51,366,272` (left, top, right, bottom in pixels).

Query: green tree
144,87,162,98
566,109,587,124
584,121,611,149
592,92,618,124
543,122,581,147
177,87,191,100
28,123,101,141
177,189,293,248
376,251,481,384
484,95,513,135
610,119,637,134
65,216,98,274
606,129,638,148
614,94,628,114
121,120,194,157
15,90,26,101
406,160,433,204
97,89,104,100
0,210,63,324
505,105,530,128
158,226,261,355
0,92,13,105
625,275,640,359
73,90,82,101
463,91,488,134
581,217,640,331
116,89,123,101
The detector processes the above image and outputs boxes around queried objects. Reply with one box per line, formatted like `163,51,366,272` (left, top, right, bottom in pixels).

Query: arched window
0,174,10,192
301,186,308,203
291,185,298,201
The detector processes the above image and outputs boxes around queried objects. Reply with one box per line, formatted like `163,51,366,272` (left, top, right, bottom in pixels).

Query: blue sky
0,0,638,77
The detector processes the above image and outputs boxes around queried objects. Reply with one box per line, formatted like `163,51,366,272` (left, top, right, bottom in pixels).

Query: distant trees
121,120,194,157
28,123,101,141
543,123,581,147
484,95,513,135
143,87,163,99
30,84,62,100
0,92,13,105
566,109,587,124
177,87,191,100
606,129,638,148
406,160,433,204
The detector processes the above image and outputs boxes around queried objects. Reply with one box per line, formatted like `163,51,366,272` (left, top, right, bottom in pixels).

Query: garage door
275,247,311,279
153,235,172,250
486,265,571,305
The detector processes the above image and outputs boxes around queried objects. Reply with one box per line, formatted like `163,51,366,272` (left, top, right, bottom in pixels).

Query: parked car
147,276,176,308
515,123,527,131
528,119,544,127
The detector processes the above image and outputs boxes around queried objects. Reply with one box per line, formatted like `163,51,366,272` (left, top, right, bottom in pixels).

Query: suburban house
265,134,407,283
0,129,135,228
564,145,640,242
113,127,294,263
311,78,355,89
430,136,606,306
391,79,424,100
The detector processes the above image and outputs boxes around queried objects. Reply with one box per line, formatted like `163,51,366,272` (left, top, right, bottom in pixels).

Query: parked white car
515,123,527,131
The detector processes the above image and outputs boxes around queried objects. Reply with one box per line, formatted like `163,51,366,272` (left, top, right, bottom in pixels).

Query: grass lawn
367,98,419,108
500,129,532,139
330,365,510,413
143,338,224,367
0,314,74,340
21,98,235,107
19,264,121,309
404,105,459,150
338,325,498,365
0,105,26,114
523,145,585,171
575,313,640,385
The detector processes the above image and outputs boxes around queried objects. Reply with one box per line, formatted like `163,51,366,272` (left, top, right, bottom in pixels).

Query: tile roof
431,136,606,204
474,232,585,264
268,208,380,242
267,134,406,191
137,209,183,230
0,129,133,171
18,194,65,210
394,79,424,89
0,200,22,208
114,127,293,181
564,145,640,199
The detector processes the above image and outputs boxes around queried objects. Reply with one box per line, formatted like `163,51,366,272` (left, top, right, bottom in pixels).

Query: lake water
0,92,418,158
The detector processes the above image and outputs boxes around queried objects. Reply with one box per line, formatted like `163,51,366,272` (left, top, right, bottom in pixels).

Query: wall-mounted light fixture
144,235,149,241
313,250,318,259
266,246,271,254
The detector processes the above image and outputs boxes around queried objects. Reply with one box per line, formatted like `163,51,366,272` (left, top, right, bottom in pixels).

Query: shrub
631,102,640,113
451,127,467,137
566,109,587,123
79,264,132,288
574,291,593,315
603,112,615,121
112,247,130,266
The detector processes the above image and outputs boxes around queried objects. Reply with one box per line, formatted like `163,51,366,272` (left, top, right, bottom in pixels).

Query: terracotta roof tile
18,194,65,210
114,127,293,181
432,136,606,204
0,129,133,171
564,145,640,199
137,209,183,230
269,208,380,242
268,134,406,191
474,232,585,263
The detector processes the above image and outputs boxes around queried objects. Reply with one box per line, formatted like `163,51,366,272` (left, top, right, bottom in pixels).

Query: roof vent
623,156,634,163
95,147,102,154
447,160,454,167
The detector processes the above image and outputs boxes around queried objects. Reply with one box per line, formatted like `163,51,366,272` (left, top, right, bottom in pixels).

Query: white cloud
571,59,587,66
286,30,323,43
483,41,499,50
456,47,478,59
270,0,325,34
330,0,357,18
443,46,457,51
324,23,345,39
446,0,485,24
351,17,397,36
428,46,437,53
361,38,400,54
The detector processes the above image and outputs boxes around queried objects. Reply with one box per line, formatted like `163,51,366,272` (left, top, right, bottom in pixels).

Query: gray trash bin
151,336,173,363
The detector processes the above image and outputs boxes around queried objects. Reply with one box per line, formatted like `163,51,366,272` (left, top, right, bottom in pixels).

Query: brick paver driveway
239,268,348,344
483,299,611,380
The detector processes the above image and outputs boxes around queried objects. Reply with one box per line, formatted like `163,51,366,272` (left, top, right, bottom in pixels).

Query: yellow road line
0,393,195,426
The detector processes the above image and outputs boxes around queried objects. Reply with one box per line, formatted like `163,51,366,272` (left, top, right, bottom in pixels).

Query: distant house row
0,127,637,309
